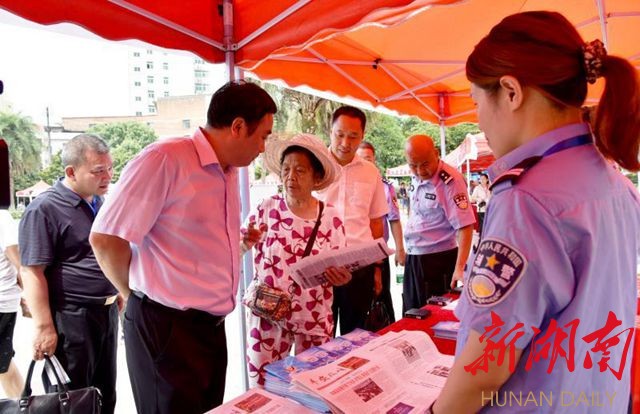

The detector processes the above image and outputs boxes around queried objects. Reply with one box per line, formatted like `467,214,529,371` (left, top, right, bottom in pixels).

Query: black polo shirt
19,179,117,305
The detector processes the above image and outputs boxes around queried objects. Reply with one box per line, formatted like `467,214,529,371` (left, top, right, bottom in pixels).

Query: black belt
131,290,225,327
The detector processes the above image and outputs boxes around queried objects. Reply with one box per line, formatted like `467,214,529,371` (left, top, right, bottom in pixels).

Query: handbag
364,298,392,332
243,201,324,323
0,355,102,414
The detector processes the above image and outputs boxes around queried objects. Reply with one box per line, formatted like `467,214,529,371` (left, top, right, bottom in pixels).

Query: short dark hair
479,173,489,180
62,134,109,167
281,145,325,180
207,80,277,135
331,106,366,131
358,141,375,154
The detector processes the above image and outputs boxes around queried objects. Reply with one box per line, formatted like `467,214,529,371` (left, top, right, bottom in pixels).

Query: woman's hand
241,222,267,252
324,266,352,286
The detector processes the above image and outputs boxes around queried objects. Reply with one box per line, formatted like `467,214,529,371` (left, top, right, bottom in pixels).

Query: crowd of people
0,9,638,414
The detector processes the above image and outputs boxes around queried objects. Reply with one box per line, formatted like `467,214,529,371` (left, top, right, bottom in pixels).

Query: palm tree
0,111,42,205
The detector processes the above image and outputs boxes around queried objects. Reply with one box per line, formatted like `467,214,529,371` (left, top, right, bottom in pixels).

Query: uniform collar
327,147,365,169
487,123,591,182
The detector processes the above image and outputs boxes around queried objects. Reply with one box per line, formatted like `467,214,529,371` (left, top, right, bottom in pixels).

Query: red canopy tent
443,132,494,173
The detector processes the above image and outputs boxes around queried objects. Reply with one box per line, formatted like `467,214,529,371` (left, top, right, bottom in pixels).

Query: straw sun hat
263,133,339,191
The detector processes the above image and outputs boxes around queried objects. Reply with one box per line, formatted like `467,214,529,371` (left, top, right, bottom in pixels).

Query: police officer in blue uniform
403,135,475,313
431,11,640,414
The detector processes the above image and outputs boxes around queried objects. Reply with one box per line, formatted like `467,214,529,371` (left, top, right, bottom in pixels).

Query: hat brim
263,134,339,191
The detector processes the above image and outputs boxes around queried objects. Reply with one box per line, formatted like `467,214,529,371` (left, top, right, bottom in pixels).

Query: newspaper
290,238,394,288
292,330,454,414
206,388,317,413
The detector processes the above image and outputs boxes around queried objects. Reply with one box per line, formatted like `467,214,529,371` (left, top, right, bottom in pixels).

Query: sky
0,9,224,126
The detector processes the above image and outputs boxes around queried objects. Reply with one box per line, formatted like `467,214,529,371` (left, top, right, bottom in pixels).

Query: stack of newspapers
431,320,461,340
292,330,454,414
263,329,380,412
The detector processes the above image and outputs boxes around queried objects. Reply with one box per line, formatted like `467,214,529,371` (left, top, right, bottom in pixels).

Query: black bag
0,355,102,413
363,298,392,331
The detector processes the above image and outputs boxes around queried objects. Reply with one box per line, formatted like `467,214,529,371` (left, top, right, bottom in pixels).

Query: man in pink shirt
89,81,277,414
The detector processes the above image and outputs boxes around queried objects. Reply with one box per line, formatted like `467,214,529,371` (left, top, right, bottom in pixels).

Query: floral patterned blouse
246,195,346,336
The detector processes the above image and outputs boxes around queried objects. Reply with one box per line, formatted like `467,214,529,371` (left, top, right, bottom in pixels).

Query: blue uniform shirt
405,160,475,255
382,179,401,242
455,123,640,413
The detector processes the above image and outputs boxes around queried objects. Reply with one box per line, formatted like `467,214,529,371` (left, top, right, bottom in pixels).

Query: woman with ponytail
430,11,640,414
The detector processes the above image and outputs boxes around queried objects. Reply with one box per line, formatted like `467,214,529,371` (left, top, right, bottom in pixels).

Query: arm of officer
20,264,56,359
89,232,132,298
451,224,473,288
389,220,405,266
369,216,384,295
433,329,522,413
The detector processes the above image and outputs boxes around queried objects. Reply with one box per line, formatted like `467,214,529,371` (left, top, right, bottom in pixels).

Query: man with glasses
20,134,118,414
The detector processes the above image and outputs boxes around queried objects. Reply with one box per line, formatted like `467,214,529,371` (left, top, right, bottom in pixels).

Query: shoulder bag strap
302,201,324,258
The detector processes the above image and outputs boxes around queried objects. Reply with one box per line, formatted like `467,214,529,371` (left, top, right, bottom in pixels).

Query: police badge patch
467,238,528,307
453,193,469,209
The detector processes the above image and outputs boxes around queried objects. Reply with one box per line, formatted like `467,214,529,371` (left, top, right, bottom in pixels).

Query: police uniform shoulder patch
453,192,468,209
466,238,528,307
439,170,453,184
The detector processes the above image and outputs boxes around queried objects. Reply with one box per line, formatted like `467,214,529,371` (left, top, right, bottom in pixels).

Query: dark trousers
49,302,118,414
380,257,396,323
403,248,458,313
124,293,227,414
332,264,375,336
477,212,486,239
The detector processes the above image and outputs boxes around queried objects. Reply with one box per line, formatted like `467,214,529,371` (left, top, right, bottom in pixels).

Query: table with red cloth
379,293,640,414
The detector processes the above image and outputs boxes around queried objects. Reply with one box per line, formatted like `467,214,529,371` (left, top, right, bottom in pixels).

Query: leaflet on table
290,238,395,289
206,388,317,414
442,299,459,311
263,329,380,412
292,330,454,414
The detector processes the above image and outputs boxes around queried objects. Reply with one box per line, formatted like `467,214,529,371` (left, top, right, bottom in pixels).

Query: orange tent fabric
249,0,640,125
0,0,460,66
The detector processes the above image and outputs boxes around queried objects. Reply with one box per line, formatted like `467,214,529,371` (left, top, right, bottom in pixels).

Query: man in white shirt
0,210,23,397
316,106,388,335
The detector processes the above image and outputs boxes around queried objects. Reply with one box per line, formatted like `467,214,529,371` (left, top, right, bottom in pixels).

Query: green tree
0,110,42,200
87,122,157,181
40,150,64,185
365,112,406,173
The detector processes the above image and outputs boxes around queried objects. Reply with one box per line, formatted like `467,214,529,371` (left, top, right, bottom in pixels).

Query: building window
147,76,154,84
163,62,169,70
133,52,140,57
146,61,154,69
163,77,169,85
148,105,156,113
134,81,141,87
182,119,191,129
135,111,142,116
134,67,141,72
148,90,155,99
135,96,142,101
164,91,170,97
146,49,153,55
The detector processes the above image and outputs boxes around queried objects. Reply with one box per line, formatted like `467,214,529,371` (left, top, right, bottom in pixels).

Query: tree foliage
0,110,42,197
87,122,157,181
40,150,64,185
260,82,481,174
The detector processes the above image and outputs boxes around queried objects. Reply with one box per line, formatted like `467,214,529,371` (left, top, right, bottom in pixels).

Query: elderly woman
432,11,640,414
241,134,351,386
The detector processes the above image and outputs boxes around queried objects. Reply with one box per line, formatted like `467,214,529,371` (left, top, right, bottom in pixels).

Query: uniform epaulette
490,156,541,190
439,170,453,185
